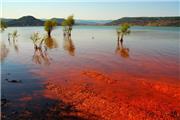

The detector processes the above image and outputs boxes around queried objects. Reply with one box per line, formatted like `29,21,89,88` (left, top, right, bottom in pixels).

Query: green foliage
116,23,131,41
117,23,131,35
0,21,7,32
62,15,75,33
117,23,131,40
44,20,57,35
62,20,68,26
62,20,69,32
62,15,75,27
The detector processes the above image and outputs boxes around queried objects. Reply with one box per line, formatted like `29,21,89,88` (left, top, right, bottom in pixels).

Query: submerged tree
62,15,75,37
30,32,44,49
11,30,19,41
44,20,57,37
32,45,51,66
117,23,130,42
0,21,7,32
30,32,52,65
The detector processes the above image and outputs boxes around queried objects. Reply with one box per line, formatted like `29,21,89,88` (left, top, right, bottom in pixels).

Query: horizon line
1,15,180,20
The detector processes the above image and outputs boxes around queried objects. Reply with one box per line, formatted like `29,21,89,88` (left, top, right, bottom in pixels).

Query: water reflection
7,31,20,53
0,41,9,62
44,36,58,49
30,33,53,65
32,46,52,65
8,33,11,45
115,39,130,58
12,39,19,53
63,35,75,56
0,31,20,62
11,30,19,42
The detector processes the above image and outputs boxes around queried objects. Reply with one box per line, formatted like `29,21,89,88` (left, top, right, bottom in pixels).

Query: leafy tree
0,21,7,32
44,20,57,37
117,23,130,42
62,15,75,37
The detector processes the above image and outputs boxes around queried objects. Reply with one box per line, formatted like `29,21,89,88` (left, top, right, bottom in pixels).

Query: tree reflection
13,40,19,53
30,32,53,66
8,31,19,53
44,36,58,49
11,30,19,42
30,32,53,65
63,35,75,56
8,33,11,45
115,39,130,58
32,46,52,66
0,41,9,62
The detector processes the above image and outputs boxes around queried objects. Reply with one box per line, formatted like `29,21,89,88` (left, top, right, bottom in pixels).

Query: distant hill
2,16,65,26
1,15,110,26
106,17,180,26
1,16,180,27
4,16,44,26
75,20,112,25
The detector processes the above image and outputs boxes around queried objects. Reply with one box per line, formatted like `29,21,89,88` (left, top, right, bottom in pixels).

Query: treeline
1,16,180,27
106,17,180,26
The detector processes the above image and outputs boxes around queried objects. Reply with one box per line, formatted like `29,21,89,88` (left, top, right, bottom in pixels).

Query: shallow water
1,26,180,119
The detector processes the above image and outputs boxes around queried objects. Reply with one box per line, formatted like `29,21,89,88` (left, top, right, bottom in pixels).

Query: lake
1,26,180,119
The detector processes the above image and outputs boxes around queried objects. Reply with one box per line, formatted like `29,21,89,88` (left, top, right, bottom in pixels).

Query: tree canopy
62,15,75,27
0,21,7,32
117,23,131,35
44,20,57,37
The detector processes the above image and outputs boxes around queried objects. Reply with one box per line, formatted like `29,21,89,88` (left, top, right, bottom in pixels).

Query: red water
32,55,180,120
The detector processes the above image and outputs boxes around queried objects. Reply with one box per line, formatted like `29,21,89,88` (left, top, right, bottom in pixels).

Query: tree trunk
34,44,38,50
48,30,51,38
118,34,120,41
117,32,120,41
68,28,71,37
120,40,123,49
117,39,120,48
120,34,124,43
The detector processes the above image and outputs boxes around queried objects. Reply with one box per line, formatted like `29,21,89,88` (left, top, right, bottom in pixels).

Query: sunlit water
1,26,180,119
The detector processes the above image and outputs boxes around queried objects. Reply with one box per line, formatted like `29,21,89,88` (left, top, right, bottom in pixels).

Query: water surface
1,26,180,119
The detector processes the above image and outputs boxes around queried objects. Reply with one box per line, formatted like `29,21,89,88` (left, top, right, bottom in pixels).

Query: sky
1,0,179,20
